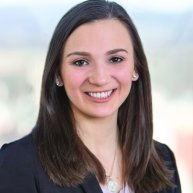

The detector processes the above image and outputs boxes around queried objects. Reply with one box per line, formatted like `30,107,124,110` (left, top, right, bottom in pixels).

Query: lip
84,89,116,103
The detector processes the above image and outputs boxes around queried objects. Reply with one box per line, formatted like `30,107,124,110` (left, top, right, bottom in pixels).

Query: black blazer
0,134,181,193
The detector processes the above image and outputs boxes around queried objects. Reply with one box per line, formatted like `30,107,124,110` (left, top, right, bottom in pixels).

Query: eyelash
109,56,124,64
72,56,124,67
72,59,88,67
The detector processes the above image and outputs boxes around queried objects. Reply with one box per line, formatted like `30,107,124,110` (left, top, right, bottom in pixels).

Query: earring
132,72,139,81
55,76,63,87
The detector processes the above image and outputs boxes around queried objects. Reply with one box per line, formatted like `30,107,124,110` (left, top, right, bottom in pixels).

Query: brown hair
34,0,173,192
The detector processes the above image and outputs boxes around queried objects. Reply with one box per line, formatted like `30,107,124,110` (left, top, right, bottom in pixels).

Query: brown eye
109,57,123,63
73,60,88,67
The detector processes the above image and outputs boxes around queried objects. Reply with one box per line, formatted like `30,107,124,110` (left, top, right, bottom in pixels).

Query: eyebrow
106,48,128,55
66,48,128,58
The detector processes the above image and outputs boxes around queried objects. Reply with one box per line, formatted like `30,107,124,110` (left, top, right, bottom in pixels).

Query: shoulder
0,133,39,193
0,133,35,166
153,140,182,193
154,140,176,170
154,141,174,160
0,133,85,193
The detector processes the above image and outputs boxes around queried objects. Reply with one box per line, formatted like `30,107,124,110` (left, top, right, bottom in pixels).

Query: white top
101,184,134,193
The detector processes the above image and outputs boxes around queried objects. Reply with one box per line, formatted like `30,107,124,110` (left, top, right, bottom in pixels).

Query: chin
84,109,118,119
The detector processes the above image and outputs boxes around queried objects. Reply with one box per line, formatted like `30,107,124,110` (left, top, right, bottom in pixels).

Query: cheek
62,69,85,91
113,65,134,85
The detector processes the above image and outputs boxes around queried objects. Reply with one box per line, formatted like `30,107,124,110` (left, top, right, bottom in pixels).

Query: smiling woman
60,19,135,119
0,1,181,193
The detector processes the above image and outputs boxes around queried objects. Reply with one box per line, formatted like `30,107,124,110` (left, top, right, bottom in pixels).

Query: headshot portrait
1,0,192,192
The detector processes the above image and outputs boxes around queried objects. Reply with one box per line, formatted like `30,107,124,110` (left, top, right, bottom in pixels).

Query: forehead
63,19,133,54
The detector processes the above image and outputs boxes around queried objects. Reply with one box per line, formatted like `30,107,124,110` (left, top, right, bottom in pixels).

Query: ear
132,71,139,81
55,75,63,87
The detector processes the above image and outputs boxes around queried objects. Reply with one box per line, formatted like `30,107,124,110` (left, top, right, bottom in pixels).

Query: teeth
88,90,113,99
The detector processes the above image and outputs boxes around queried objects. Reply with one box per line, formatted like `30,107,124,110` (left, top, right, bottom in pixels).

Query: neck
75,112,119,155
74,112,123,189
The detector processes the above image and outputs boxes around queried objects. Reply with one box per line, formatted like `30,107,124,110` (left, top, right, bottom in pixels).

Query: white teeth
88,90,113,99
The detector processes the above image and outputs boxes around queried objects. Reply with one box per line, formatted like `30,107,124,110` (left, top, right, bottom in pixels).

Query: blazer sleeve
0,140,39,193
155,142,182,193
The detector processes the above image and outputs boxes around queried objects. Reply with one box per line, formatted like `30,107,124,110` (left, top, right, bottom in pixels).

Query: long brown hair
34,0,173,192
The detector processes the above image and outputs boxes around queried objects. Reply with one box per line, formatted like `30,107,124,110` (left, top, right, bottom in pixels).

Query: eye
73,59,88,67
109,57,123,64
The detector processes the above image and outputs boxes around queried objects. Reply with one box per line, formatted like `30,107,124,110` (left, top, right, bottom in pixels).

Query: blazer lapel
80,173,103,193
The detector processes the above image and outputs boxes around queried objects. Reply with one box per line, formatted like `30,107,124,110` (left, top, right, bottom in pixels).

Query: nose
88,65,110,86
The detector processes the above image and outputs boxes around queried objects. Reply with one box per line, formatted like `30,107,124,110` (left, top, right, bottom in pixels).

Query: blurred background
0,0,192,192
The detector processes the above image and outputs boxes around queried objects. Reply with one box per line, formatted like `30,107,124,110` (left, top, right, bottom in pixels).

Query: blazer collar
80,173,103,193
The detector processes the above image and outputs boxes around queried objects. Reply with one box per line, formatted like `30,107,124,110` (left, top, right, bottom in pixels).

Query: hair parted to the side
33,0,173,192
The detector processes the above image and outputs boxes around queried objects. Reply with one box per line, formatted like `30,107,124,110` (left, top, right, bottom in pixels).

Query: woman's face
60,19,136,119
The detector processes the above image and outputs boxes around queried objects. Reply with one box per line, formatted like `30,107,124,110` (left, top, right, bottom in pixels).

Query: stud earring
132,72,139,81
55,76,63,87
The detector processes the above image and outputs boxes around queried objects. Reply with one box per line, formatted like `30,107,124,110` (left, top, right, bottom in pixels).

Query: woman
0,0,181,193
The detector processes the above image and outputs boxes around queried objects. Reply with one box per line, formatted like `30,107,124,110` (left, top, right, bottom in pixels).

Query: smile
87,90,113,99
